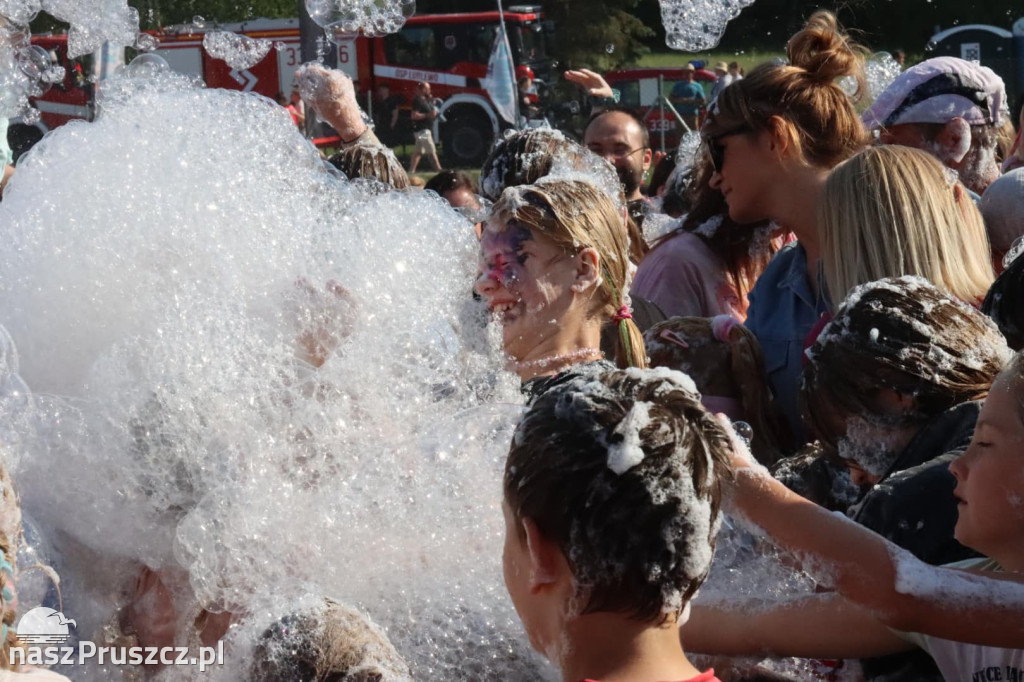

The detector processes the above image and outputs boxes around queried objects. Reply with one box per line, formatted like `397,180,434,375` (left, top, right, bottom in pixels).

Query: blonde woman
820,145,994,306
475,178,647,391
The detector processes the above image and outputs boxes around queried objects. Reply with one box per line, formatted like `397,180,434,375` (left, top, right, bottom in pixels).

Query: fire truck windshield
514,23,547,64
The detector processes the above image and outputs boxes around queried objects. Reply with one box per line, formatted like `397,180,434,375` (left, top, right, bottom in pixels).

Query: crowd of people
0,8,1023,682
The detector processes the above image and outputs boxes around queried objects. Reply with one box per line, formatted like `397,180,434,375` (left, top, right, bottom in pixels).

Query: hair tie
612,304,632,323
711,314,740,343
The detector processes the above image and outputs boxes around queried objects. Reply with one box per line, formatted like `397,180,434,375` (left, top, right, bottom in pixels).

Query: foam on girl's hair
803,276,1011,456
506,368,731,622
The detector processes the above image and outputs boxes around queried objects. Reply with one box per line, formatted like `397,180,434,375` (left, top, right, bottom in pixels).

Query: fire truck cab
361,6,554,165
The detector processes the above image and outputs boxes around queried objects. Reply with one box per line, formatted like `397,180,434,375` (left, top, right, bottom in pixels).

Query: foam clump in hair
607,401,651,474
506,368,731,622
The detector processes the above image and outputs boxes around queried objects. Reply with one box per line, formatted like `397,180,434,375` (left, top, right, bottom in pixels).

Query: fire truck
16,6,555,167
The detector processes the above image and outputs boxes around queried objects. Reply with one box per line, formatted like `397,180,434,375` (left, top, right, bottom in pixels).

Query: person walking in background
409,81,441,173
669,64,705,131
709,61,733,103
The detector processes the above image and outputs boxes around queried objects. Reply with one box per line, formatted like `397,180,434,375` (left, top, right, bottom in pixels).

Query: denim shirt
745,242,829,445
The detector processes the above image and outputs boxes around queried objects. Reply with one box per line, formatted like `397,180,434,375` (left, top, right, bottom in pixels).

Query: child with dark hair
503,367,732,682
680,352,1024,680
983,251,1024,350
802,277,1009,564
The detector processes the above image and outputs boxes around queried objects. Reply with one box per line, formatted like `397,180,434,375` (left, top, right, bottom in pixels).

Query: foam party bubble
659,0,755,52
134,31,157,51
0,27,43,118
0,0,40,25
306,0,415,43
864,51,903,101
0,61,547,680
42,0,140,57
202,30,273,70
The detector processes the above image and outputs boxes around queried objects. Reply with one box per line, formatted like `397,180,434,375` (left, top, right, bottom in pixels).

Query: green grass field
636,50,785,73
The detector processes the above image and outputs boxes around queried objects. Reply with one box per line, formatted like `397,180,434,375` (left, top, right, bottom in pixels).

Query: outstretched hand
564,69,614,99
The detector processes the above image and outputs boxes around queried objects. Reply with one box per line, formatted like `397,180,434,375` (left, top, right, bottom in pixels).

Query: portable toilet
928,20,1022,105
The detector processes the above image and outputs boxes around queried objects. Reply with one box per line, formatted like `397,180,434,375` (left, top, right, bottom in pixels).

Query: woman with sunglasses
701,10,869,443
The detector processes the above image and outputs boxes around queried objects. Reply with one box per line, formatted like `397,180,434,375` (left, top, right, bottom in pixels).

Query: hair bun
787,11,866,96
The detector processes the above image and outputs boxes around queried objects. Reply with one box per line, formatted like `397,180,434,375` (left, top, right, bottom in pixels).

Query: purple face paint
479,222,533,292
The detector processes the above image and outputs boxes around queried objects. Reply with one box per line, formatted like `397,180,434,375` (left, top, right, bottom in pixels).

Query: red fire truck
16,6,554,166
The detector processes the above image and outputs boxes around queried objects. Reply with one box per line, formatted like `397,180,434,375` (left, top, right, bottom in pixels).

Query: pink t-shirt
632,231,744,321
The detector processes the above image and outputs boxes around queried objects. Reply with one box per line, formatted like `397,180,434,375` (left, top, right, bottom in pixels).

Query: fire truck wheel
440,109,494,168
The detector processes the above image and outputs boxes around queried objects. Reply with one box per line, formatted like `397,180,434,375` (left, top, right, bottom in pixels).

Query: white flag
484,26,518,125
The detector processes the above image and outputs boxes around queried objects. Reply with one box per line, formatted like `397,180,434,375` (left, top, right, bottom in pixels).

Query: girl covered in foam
475,178,648,392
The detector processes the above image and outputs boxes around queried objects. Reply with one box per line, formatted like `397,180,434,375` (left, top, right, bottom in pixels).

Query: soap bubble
0,0,40,25
42,0,140,58
604,43,615,53
192,14,205,27
864,51,903,101
202,30,273,70
122,51,169,79
19,104,39,124
306,0,411,40
15,44,50,81
40,65,66,84
135,31,158,51
659,0,756,52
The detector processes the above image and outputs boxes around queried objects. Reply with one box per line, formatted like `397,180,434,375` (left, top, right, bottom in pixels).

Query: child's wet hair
802,276,1011,447
249,599,412,682
504,367,732,624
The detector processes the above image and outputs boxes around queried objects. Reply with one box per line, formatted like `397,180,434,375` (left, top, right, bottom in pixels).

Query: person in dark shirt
409,81,441,173
370,83,401,147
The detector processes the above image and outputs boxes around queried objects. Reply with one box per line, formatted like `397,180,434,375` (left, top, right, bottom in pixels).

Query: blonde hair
704,10,868,169
820,145,995,304
0,455,20,670
491,179,647,369
251,599,412,681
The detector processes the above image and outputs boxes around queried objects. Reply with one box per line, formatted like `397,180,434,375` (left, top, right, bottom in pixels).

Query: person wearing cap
669,64,705,131
863,56,1007,195
980,168,1024,274
708,61,733,103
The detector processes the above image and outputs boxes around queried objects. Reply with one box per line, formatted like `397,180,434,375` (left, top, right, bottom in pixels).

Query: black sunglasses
704,125,753,173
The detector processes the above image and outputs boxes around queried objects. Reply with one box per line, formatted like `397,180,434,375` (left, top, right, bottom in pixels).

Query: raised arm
681,593,912,659
295,65,380,146
722,423,1024,648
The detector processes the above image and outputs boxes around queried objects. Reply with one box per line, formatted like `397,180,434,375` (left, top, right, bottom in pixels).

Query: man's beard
616,163,643,196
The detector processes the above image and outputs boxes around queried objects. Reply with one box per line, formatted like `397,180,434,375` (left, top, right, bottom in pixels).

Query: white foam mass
658,0,755,52
202,30,273,71
305,0,417,42
1,0,141,120
0,63,551,679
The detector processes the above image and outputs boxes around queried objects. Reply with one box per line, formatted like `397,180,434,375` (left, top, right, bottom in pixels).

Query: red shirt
580,670,720,682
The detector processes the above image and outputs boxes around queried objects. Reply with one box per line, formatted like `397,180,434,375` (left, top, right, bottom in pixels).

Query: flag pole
495,0,521,129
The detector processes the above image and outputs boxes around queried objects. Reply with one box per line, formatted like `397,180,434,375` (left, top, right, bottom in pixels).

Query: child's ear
571,247,600,293
521,517,565,592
